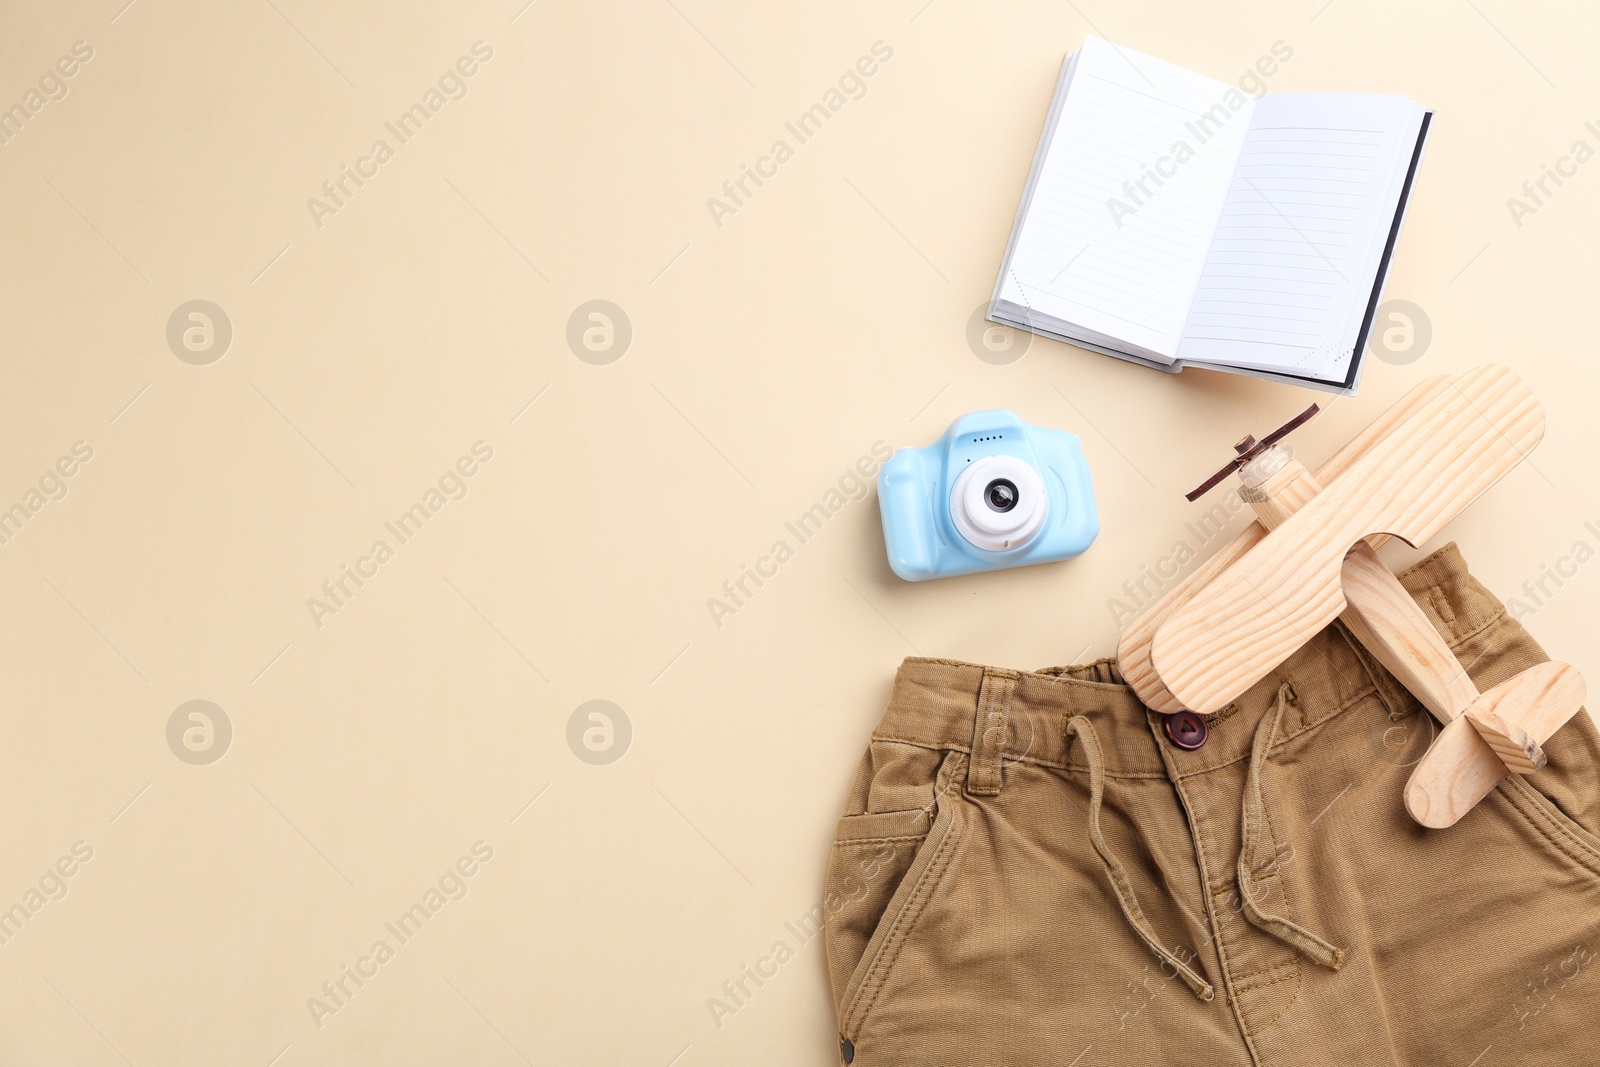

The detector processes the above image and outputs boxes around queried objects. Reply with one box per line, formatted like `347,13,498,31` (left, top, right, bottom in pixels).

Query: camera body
878,410,1098,581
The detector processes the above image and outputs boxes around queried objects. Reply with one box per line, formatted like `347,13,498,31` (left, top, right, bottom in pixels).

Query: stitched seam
1166,709,1297,1050
1507,785,1596,874
1245,596,1505,750
1168,767,1262,1063
1241,873,1320,953
1438,608,1600,879
1529,786,1600,868
1229,961,1298,988
1214,866,1281,900
1207,702,1242,726
1054,765,1169,780
1173,685,1384,777
870,733,969,750
846,805,963,1033
900,658,1132,697
837,757,949,1030
870,733,971,749
1158,761,1234,1006
1234,969,1302,996
1443,604,1508,651
969,672,1013,795
1258,791,1305,929
1398,544,1457,578
1502,777,1600,881
1338,622,1413,722
833,835,926,848
888,599,1498,766
878,683,1381,780
1240,967,1302,1037
868,733,1171,779
1443,610,1600,873
1275,682,1376,742
1428,585,1455,629
842,751,967,1036
876,679,1381,780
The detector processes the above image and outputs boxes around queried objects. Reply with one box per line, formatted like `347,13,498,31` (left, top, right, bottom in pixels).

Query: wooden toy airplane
1117,364,1586,828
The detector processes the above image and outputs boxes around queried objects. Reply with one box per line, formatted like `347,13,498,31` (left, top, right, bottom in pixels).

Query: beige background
1,0,1597,1063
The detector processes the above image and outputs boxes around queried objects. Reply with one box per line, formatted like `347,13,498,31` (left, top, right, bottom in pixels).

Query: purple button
1164,710,1208,750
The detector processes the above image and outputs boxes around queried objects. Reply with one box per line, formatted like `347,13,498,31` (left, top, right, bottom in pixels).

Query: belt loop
967,668,1016,797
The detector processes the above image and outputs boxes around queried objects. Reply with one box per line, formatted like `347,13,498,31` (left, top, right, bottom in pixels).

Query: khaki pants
824,544,1600,1066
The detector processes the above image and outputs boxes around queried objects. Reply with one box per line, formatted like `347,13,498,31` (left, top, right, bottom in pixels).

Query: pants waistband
872,543,1507,780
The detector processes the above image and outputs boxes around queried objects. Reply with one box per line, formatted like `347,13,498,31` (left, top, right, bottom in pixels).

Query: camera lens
950,455,1047,552
985,479,1019,512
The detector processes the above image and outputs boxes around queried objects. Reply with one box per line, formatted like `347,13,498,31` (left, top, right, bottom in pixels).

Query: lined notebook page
1178,93,1424,377
996,37,1254,361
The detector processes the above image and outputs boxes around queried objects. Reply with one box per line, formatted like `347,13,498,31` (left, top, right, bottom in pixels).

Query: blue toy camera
877,410,1098,581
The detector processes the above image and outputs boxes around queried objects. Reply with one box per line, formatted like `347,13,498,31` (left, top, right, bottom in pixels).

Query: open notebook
989,37,1431,393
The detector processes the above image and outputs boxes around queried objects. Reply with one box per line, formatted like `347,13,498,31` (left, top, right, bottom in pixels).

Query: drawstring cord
1236,683,1347,971
1065,715,1215,1001
1067,684,1346,1004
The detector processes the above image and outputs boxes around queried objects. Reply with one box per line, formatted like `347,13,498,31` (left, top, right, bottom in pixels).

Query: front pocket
829,749,966,1039
1497,774,1600,885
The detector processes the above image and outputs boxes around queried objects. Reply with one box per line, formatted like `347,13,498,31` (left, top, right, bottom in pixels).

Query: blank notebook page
996,36,1252,361
1178,93,1423,377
